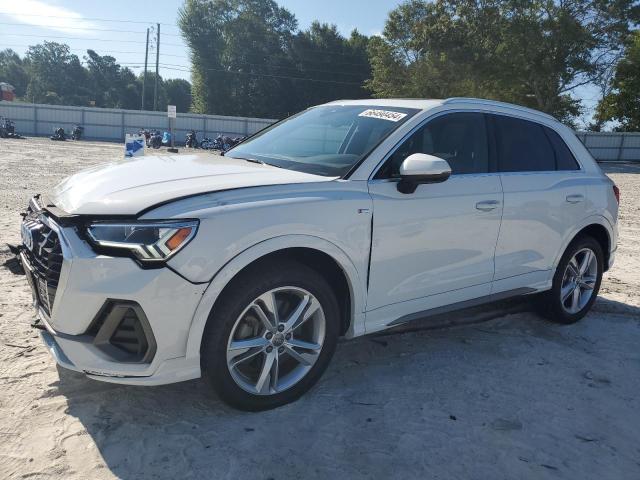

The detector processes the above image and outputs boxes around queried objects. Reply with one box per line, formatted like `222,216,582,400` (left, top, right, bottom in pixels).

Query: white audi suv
16,98,619,410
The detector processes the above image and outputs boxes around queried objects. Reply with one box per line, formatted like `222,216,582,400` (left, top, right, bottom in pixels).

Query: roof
323,97,555,121
324,98,444,110
442,97,555,120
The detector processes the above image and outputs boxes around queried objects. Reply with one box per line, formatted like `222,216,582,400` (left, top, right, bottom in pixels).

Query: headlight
86,220,198,264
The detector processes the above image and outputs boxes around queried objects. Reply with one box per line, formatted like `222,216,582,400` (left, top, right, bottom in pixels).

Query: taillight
613,185,620,204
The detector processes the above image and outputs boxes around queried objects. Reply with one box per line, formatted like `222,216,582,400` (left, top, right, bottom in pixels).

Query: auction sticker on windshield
358,109,408,122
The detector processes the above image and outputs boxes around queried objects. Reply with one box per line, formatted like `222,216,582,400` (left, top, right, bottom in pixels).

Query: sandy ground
0,137,639,480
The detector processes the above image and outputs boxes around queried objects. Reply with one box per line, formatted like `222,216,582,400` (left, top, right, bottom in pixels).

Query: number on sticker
358,109,407,122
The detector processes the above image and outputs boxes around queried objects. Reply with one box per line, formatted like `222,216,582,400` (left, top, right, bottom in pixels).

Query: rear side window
494,115,555,172
543,127,580,170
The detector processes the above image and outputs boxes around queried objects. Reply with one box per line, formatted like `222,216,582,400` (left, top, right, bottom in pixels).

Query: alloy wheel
560,247,598,314
226,286,326,395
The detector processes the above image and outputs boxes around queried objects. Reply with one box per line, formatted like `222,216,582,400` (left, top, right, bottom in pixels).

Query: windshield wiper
233,156,265,165
233,156,285,169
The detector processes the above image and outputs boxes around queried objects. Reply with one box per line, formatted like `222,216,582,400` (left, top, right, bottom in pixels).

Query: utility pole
153,23,160,111
141,27,149,110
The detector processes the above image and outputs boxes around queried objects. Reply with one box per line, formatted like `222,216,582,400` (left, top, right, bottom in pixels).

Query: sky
0,0,400,81
0,0,598,124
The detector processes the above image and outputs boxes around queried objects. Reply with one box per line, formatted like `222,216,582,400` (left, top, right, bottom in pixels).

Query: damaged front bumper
10,197,207,386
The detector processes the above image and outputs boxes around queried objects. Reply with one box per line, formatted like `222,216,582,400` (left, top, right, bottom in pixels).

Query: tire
201,259,340,411
539,235,604,324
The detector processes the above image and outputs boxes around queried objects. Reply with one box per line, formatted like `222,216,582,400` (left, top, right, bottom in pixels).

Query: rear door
490,114,584,291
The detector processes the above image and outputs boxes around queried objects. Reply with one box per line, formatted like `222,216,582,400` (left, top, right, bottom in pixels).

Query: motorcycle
229,136,244,149
200,136,215,149
71,125,84,140
148,130,162,149
213,134,244,152
139,128,151,147
185,130,199,148
0,117,22,138
162,131,172,147
50,127,66,141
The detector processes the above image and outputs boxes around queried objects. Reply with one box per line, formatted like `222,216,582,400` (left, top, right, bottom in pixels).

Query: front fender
184,234,367,362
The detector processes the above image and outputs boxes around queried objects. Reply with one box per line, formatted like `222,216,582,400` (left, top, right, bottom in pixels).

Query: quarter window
377,112,489,178
543,126,580,170
494,115,555,172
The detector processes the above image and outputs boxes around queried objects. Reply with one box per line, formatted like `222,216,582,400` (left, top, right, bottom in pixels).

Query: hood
51,153,335,215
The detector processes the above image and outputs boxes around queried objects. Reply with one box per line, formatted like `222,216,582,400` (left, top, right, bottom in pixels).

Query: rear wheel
201,260,340,411
539,236,603,324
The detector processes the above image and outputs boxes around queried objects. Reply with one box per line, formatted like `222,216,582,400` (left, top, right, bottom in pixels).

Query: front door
366,112,503,330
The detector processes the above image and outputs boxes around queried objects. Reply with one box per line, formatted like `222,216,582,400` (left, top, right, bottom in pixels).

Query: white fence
0,101,276,143
575,132,640,162
2,101,639,162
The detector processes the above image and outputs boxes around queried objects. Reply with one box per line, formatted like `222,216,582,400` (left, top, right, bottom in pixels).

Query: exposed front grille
22,215,63,315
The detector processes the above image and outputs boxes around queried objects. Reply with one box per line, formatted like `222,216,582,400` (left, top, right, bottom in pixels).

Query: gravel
1,137,639,480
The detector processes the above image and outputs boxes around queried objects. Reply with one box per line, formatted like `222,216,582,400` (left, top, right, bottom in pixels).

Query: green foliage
2,1,637,127
139,71,168,111
26,42,90,105
367,0,638,122
85,50,121,107
178,0,371,117
165,78,192,112
1,42,190,112
596,31,640,131
0,49,29,97
289,23,371,112
178,0,294,117
85,50,140,109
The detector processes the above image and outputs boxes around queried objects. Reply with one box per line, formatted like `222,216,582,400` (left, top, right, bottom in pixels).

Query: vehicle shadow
52,296,640,480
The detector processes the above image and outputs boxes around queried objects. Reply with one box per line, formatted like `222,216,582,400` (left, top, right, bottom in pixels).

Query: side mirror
397,153,451,194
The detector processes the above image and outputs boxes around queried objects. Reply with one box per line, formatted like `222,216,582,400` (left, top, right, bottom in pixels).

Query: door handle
475,200,500,211
566,194,584,204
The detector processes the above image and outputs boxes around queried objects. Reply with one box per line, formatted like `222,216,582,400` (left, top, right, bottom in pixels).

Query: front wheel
539,235,604,324
201,260,340,411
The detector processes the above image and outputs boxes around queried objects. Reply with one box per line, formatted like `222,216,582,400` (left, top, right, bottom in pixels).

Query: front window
227,105,419,177
376,112,490,178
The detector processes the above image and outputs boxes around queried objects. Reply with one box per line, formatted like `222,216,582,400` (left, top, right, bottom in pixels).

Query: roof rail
442,97,555,120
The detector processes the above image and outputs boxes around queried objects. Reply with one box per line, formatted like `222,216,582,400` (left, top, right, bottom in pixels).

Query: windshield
226,105,419,177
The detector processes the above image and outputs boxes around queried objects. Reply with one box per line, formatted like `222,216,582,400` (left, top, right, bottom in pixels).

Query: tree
368,0,639,122
595,31,640,131
0,42,189,111
290,23,371,110
25,42,90,105
179,0,298,118
179,0,373,118
119,67,141,110
137,71,168,111
165,78,192,112
85,49,141,109
0,49,29,97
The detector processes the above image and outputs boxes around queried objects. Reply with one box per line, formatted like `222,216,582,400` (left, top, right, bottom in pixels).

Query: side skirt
386,287,538,328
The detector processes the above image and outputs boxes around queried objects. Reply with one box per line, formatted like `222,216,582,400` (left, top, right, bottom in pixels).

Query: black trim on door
484,113,499,173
